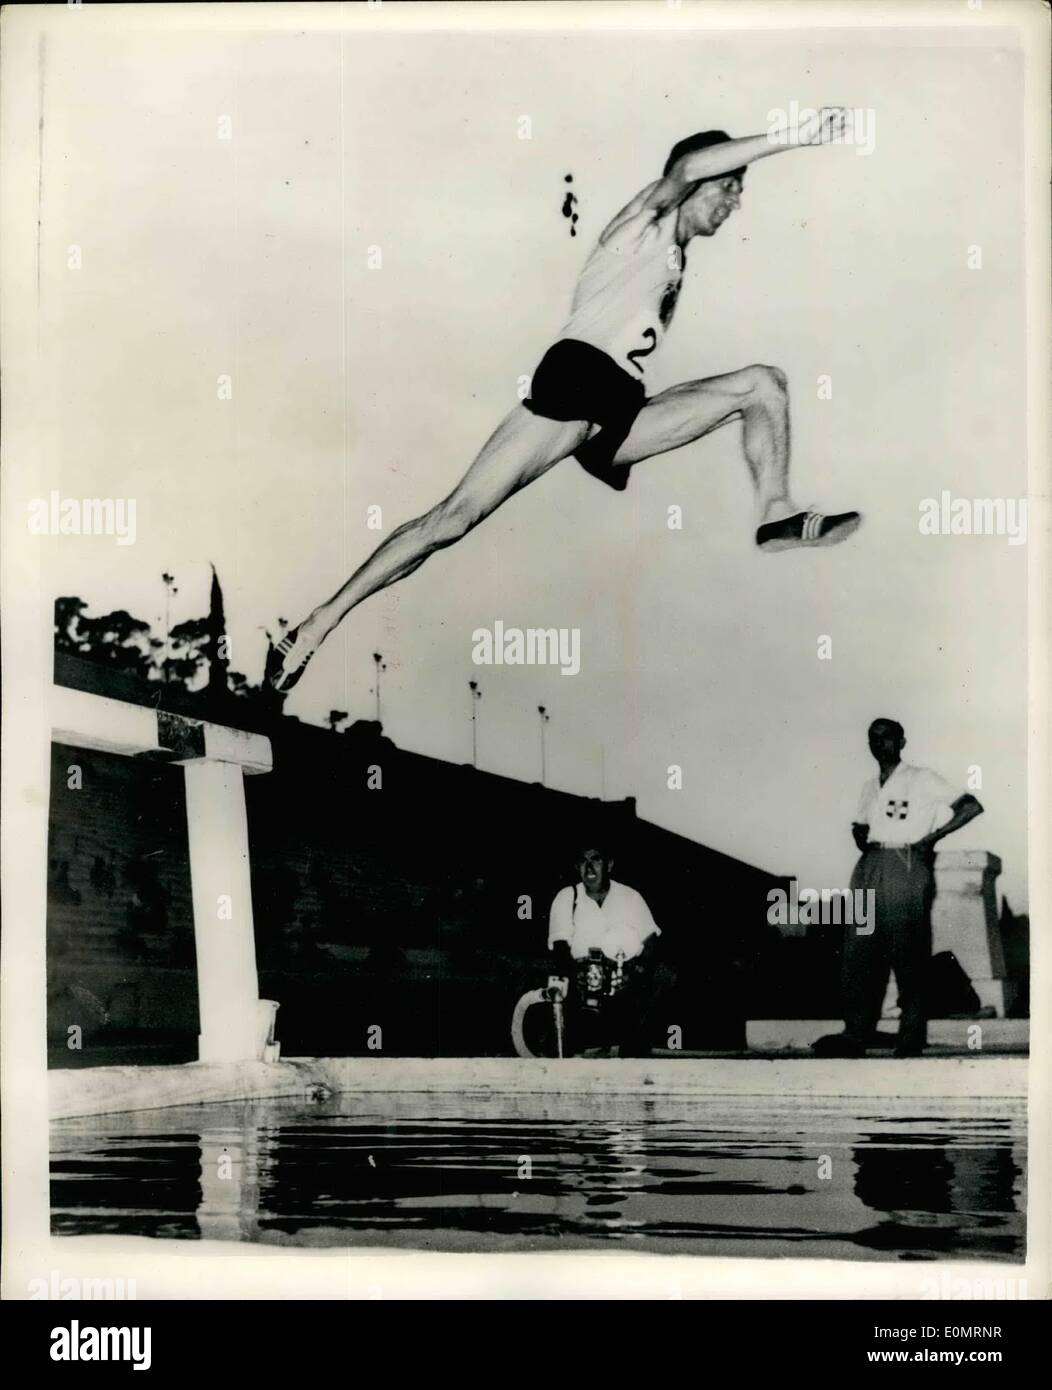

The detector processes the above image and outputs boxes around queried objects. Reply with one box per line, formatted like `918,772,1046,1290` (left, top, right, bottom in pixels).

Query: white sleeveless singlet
559,211,684,381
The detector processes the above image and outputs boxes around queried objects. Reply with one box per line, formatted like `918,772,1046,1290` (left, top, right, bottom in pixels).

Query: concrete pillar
932,850,1008,1016
183,760,261,1062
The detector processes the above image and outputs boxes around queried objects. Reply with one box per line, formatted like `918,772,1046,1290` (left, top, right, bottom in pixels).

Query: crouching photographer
547,835,675,1058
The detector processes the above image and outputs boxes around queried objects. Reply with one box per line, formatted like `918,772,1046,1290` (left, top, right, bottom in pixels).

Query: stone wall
47,712,791,1064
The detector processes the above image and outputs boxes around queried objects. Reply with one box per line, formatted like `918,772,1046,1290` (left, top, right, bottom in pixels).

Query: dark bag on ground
924,950,981,1017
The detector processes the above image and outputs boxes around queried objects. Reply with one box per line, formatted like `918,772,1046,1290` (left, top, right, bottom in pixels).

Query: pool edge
49,1055,1029,1119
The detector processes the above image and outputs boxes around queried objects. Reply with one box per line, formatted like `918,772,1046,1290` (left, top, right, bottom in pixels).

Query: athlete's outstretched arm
643,106,850,215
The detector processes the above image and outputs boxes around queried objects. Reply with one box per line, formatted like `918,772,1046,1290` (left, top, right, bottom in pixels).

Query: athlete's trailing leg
265,407,587,693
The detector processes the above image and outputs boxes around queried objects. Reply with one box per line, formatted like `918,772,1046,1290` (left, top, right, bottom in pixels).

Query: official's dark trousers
841,846,935,1053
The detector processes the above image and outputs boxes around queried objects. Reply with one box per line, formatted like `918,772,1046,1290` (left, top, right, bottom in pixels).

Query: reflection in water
851,1131,1024,1261
51,1094,1026,1261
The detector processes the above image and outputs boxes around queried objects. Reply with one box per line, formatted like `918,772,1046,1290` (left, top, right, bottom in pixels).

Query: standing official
828,718,983,1057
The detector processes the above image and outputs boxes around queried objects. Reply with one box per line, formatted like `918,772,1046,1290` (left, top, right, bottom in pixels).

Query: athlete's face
685,175,742,237
577,847,613,894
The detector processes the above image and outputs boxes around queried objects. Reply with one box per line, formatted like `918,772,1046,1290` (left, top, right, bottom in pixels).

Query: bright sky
29,13,1029,906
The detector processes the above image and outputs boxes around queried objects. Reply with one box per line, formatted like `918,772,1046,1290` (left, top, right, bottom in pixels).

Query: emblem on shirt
885,799,910,820
659,280,681,328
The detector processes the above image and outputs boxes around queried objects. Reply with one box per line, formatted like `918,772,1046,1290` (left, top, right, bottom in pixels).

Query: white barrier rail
49,684,273,1063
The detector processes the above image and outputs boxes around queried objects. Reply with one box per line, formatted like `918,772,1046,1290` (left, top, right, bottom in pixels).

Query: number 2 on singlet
626,327,657,375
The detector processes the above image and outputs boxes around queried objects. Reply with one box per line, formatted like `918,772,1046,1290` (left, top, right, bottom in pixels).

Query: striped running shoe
264,623,318,695
756,507,861,552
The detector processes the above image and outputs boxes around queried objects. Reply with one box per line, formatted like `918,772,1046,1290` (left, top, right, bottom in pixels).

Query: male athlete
267,110,861,693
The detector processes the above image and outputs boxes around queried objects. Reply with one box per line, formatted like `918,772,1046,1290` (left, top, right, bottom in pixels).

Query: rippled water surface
51,1092,1026,1260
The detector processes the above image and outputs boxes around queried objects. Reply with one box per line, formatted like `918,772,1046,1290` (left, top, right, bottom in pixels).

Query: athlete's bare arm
600,106,850,242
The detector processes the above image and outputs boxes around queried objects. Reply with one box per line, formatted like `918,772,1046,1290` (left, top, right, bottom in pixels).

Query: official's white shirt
855,762,962,847
548,879,660,961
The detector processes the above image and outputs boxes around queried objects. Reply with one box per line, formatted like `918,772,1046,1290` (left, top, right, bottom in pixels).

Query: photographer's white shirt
548,879,660,961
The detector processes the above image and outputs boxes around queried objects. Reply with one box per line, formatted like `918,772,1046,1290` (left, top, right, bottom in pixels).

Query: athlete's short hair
663,129,746,183
869,718,905,740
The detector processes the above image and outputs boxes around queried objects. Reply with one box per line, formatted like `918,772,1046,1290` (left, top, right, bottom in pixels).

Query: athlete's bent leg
612,365,791,518
610,365,860,549
267,407,588,692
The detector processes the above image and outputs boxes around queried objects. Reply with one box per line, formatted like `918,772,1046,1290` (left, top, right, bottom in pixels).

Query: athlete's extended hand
798,106,851,146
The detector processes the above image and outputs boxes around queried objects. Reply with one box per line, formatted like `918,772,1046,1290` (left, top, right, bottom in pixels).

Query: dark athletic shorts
522,338,647,492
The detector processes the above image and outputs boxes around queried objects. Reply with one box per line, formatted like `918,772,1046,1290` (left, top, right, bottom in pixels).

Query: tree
54,596,89,652
78,609,153,678
167,615,212,689
53,579,275,705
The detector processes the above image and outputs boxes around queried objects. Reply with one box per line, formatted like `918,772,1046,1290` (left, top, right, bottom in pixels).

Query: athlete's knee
745,363,788,403
426,494,482,549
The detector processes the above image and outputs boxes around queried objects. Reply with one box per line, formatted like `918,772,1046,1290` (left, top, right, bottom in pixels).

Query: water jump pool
51,1088,1026,1261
